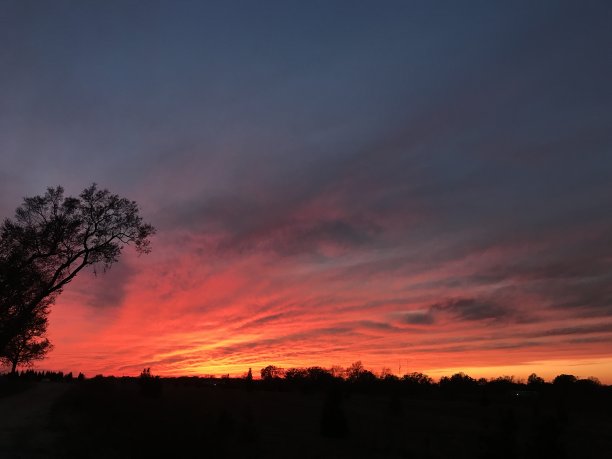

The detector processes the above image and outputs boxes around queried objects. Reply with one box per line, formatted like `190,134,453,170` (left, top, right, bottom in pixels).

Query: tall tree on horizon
0,184,155,370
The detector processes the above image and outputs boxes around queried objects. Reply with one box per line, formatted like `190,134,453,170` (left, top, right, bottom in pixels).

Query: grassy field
1,377,611,458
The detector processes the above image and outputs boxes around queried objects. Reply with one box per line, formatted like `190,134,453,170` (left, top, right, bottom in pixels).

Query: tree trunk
11,359,17,374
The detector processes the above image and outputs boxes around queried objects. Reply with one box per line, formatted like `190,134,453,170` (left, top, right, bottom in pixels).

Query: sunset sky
1,1,611,382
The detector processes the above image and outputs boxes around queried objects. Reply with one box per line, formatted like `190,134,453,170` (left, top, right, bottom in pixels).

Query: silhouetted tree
401,372,433,385
346,361,377,387
400,372,433,398
260,365,283,381
330,365,345,379
584,376,601,386
489,375,516,391
380,367,396,380
139,367,162,397
284,367,308,382
245,367,253,391
346,361,365,380
141,367,152,378
0,184,155,362
306,367,333,384
440,372,478,398
553,374,577,386
0,305,52,373
528,373,545,387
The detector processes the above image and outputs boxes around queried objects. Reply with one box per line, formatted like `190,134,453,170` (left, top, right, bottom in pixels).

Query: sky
1,0,612,382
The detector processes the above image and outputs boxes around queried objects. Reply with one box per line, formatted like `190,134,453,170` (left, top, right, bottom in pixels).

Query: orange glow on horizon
27,229,612,385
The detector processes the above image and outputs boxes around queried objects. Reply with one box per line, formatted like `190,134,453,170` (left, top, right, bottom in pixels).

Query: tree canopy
0,184,155,371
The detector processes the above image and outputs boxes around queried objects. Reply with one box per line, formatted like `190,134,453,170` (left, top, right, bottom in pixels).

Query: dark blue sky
1,1,611,378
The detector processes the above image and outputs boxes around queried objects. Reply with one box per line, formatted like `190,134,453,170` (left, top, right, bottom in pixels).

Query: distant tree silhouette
401,372,433,385
139,367,162,397
346,361,365,380
440,372,479,398
245,367,253,391
141,367,152,378
489,375,516,391
399,372,433,397
282,367,339,392
346,361,377,387
528,373,545,387
306,367,334,384
0,184,155,364
553,374,577,386
330,365,345,379
380,367,395,380
446,372,478,388
284,368,308,384
260,365,283,381
585,376,601,386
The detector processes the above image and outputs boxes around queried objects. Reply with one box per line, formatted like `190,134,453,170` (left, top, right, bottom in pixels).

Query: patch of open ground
0,382,69,458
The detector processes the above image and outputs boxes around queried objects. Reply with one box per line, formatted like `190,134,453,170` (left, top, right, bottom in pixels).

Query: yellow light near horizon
146,357,612,385
422,357,612,384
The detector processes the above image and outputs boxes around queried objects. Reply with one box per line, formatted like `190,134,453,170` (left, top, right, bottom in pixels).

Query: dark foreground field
1,376,611,458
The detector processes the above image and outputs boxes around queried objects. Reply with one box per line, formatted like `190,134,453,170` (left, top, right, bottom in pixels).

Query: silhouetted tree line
247,362,610,403
0,369,81,382
3,365,610,455
2,363,609,411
